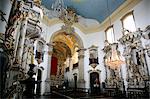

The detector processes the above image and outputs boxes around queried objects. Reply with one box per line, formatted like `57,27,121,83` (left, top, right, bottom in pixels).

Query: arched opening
50,30,84,48
49,31,84,89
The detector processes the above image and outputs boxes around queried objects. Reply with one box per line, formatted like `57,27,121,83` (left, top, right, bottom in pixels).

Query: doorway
90,72,100,95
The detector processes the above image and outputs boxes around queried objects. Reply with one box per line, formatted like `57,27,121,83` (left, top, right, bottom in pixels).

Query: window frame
105,25,115,44
120,10,136,35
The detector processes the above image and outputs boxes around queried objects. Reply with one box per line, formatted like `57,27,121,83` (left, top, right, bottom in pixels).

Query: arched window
121,11,136,34
105,25,115,44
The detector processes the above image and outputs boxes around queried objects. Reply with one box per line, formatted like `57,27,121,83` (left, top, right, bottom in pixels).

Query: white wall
84,32,105,88
134,0,150,29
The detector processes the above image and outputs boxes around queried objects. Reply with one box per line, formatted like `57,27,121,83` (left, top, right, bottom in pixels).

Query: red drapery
50,56,58,75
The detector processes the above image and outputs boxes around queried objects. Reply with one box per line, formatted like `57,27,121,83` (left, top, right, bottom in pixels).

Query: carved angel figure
103,40,111,61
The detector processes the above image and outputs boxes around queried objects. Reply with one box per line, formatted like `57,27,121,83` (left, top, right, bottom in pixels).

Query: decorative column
77,48,86,88
15,17,28,65
21,38,30,70
44,43,53,95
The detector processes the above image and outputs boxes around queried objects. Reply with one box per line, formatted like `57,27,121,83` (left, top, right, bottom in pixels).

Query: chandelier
105,43,124,70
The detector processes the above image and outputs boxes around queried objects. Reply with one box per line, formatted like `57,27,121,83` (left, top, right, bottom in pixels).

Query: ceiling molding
42,0,141,34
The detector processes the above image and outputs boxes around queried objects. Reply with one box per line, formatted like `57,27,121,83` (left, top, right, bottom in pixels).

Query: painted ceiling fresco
42,0,126,22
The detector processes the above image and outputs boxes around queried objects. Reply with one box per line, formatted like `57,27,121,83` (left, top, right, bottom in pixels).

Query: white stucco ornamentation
118,28,149,88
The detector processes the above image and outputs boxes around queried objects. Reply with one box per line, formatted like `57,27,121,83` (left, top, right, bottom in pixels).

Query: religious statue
93,78,100,95
102,40,111,64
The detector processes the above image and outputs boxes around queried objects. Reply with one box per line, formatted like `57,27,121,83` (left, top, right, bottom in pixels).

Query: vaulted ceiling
42,0,126,23
52,32,79,61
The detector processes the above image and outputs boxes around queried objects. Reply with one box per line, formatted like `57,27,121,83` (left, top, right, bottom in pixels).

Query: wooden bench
104,88,122,97
127,88,149,98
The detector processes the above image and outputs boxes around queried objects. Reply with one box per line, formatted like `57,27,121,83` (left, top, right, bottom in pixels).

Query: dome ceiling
42,0,126,23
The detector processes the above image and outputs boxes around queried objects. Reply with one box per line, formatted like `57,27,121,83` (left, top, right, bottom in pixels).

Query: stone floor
35,92,128,99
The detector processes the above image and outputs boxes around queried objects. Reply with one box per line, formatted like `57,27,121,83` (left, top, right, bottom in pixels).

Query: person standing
94,78,100,95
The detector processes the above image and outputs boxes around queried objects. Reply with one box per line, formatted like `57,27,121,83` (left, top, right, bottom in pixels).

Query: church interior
0,0,150,98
